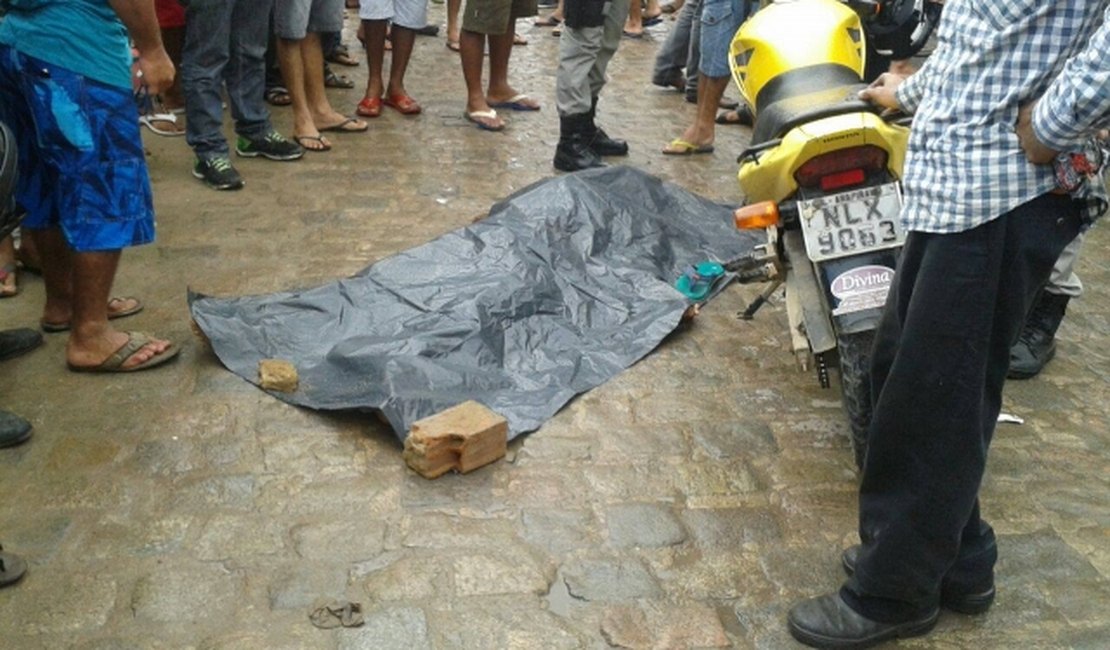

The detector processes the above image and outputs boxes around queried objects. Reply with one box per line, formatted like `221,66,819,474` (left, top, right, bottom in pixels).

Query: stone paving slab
1,8,1108,649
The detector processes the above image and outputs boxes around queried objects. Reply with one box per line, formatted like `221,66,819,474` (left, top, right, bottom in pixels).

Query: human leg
1009,232,1083,379
486,0,540,106
0,234,16,297
652,0,699,89
554,18,606,171
361,19,390,102
447,0,463,49
227,0,277,141
586,0,630,156
181,0,235,158
788,194,1083,648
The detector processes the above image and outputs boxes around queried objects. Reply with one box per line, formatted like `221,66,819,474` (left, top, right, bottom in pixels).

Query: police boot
587,97,629,157
1008,291,1069,379
554,113,606,172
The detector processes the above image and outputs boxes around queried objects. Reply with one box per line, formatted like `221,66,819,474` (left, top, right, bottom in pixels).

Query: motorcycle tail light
794,145,888,191
734,201,780,229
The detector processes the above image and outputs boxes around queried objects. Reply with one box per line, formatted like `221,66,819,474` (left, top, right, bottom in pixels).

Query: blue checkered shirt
894,0,1110,233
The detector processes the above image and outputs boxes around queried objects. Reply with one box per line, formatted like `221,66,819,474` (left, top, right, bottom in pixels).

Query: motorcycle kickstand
738,279,783,320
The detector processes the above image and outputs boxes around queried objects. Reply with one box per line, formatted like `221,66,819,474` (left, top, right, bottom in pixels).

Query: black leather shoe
0,410,32,449
788,592,938,649
841,545,996,614
0,327,42,362
1008,291,1068,379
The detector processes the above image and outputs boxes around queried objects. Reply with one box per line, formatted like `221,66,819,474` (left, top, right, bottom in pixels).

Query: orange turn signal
734,201,780,229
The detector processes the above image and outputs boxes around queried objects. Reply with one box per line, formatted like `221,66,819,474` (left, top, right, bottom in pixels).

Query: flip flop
0,547,27,587
465,109,504,132
265,86,292,106
66,331,180,373
513,33,528,46
293,134,332,152
446,39,461,52
534,15,561,27
318,117,369,133
662,138,714,155
489,94,540,112
415,25,439,37
622,30,645,39
384,93,422,115
0,328,42,362
356,96,383,118
0,263,17,298
643,14,663,27
138,113,185,137
325,48,360,67
324,67,355,89
40,296,145,333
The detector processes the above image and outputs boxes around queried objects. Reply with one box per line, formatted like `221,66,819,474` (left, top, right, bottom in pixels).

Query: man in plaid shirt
787,2,1110,647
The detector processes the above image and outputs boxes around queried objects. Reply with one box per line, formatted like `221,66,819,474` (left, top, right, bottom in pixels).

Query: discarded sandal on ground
465,109,504,132
40,296,144,333
356,96,383,118
489,94,540,112
293,134,332,152
662,138,714,155
66,331,180,373
384,93,422,115
534,15,561,27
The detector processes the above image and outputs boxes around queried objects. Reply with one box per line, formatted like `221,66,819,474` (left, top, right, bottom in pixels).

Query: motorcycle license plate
797,184,905,262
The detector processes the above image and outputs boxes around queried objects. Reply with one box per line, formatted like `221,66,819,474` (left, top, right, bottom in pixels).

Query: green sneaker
235,131,305,161
193,156,244,191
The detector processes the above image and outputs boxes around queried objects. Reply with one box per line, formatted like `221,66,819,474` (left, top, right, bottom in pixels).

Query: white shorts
359,0,428,30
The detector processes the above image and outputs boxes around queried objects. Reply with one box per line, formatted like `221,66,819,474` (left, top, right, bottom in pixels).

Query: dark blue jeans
844,193,1083,621
181,0,275,158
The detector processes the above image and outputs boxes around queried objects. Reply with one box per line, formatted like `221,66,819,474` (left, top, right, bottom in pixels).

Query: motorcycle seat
751,64,878,145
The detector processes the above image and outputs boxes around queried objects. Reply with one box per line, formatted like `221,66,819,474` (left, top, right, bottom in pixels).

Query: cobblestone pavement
2,10,1108,649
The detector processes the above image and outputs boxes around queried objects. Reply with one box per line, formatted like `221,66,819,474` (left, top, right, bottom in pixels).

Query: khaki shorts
462,0,537,35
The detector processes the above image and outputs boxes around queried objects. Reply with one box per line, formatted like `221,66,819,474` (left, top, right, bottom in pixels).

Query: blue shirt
0,0,132,89
893,0,1110,234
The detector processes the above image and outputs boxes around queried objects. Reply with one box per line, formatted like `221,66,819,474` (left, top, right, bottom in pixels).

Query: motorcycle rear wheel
835,330,875,471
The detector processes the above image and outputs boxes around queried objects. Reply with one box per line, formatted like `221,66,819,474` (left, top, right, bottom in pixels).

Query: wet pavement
2,10,1109,649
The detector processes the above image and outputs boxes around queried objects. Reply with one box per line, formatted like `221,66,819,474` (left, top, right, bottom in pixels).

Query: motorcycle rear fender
783,230,837,355
738,112,908,204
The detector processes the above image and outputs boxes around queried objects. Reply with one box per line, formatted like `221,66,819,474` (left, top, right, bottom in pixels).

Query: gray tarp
189,167,758,440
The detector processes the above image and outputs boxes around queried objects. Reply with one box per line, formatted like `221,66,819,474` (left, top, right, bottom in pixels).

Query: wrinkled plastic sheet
189,167,759,440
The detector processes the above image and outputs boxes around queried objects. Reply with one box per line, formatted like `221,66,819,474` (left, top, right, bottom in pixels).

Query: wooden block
402,401,508,479
258,359,299,393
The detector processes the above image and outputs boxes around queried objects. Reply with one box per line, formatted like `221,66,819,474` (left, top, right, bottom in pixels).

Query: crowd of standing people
2,3,1108,650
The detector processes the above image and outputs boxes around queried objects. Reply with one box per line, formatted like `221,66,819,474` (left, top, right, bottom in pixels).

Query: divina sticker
830,265,895,316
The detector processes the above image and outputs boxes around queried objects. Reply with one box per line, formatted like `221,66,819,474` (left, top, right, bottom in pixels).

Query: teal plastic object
675,261,725,301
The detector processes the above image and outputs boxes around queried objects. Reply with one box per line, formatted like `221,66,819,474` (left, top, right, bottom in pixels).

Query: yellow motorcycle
726,0,912,468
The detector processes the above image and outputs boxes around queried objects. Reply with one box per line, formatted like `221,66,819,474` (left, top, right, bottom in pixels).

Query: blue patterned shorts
0,45,154,252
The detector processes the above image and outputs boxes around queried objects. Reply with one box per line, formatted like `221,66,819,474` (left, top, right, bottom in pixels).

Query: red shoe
384,93,422,115
356,96,382,118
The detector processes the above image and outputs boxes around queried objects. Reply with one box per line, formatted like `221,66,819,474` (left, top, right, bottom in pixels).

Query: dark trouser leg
182,0,236,157
845,194,1083,621
227,0,275,140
